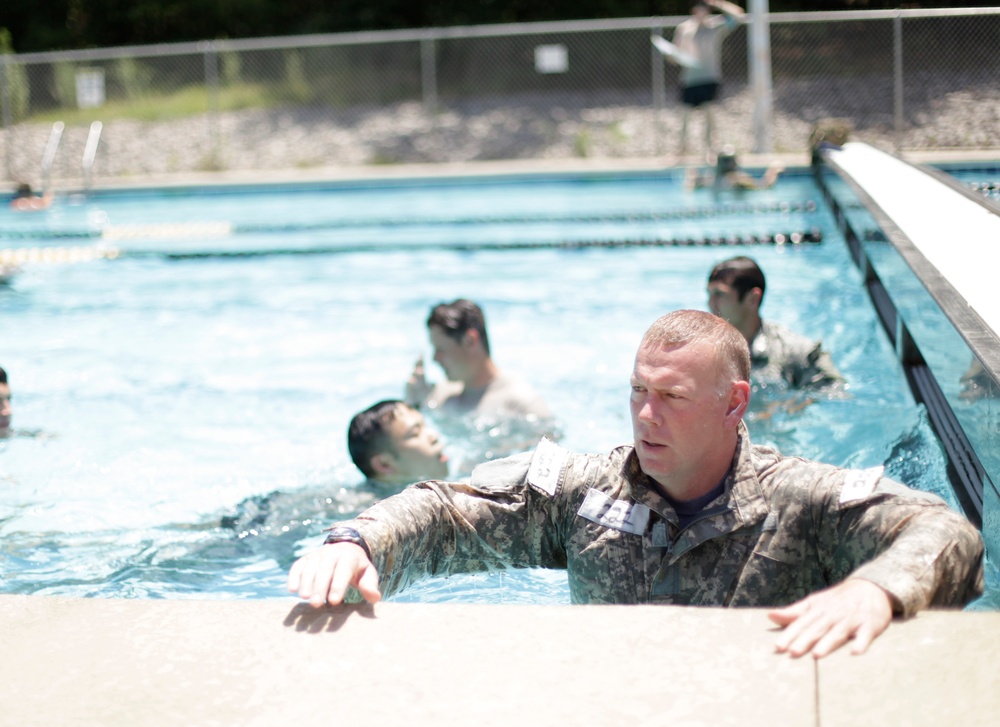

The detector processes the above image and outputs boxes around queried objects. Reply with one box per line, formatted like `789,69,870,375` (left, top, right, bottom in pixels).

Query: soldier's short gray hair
640,309,751,395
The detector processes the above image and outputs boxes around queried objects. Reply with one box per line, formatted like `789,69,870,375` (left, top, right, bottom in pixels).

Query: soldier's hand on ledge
287,542,382,608
768,578,894,659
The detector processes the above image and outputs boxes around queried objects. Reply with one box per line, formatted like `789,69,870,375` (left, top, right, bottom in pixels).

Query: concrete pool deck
2,594,998,726
4,146,998,195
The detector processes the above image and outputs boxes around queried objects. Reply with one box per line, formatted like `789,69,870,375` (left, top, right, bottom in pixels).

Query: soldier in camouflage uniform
707,255,844,390
289,310,983,659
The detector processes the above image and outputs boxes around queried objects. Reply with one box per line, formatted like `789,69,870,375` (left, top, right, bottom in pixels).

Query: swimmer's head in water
427,299,490,357
426,298,492,383
348,399,448,485
0,366,10,431
716,145,739,175
14,183,33,199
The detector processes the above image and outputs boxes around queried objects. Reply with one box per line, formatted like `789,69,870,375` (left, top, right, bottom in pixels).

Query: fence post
651,23,666,157
421,35,438,114
0,55,11,180
894,12,904,153
748,0,773,154
202,41,221,167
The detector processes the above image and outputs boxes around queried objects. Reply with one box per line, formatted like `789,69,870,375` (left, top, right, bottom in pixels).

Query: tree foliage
1,1,994,53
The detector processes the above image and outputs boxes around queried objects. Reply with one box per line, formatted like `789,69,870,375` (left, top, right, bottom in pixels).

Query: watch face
325,527,364,547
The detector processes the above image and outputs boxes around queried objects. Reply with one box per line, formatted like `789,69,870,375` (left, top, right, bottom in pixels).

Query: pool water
0,169,987,605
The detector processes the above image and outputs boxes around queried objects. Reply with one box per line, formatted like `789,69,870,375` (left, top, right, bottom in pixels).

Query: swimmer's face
707,281,755,330
0,384,10,431
428,324,471,382
383,405,449,482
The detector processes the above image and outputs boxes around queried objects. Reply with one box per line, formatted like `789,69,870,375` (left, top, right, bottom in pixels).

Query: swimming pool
0,168,987,605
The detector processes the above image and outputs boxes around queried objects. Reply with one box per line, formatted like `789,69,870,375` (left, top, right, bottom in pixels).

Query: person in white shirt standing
673,0,746,159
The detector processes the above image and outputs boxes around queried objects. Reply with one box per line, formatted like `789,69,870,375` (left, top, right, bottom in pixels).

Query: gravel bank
3,76,1000,187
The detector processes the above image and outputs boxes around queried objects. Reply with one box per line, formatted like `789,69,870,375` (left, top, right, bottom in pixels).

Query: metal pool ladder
40,121,64,192
82,121,103,191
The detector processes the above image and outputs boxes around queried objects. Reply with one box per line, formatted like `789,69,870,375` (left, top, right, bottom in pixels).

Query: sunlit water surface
0,170,992,607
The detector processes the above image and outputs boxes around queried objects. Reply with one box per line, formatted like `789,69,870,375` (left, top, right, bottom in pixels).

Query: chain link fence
1,9,998,185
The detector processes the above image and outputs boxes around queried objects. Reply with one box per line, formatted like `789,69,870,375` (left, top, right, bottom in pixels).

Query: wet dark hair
708,256,766,304
0,366,6,384
14,183,33,199
426,298,491,356
347,400,405,478
691,1,711,10
716,152,739,175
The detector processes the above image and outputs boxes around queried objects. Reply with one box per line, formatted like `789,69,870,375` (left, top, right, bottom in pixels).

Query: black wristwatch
323,526,372,561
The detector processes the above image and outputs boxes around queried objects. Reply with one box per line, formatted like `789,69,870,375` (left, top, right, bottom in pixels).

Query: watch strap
323,526,372,561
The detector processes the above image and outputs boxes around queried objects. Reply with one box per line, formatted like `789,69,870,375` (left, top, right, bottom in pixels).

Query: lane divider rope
0,200,821,243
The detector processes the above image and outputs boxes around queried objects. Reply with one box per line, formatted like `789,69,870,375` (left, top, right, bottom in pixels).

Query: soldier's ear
462,328,481,351
725,380,750,424
371,452,398,476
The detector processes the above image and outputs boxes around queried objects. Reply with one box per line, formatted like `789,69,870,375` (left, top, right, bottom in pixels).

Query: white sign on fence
534,44,568,74
76,69,106,109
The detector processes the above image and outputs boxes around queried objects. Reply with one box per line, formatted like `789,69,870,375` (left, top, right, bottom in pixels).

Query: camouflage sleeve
809,466,984,617
333,448,575,600
799,340,844,389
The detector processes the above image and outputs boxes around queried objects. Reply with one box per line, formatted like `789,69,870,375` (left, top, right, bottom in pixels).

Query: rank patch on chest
527,437,568,497
578,488,650,536
839,465,884,504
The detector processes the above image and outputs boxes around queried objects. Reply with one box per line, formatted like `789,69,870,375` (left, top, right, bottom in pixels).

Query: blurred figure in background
9,183,53,212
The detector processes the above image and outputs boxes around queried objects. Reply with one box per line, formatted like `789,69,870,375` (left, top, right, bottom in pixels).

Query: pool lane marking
0,201,821,245
0,246,121,265
101,221,234,240
0,229,823,265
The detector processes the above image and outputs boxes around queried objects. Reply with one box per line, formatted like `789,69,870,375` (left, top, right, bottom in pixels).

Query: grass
26,82,280,125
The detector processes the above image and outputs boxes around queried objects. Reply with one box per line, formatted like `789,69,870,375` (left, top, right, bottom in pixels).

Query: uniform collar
724,421,770,528
624,422,770,531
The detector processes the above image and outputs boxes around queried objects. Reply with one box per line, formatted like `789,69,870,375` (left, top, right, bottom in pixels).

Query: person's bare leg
704,104,716,163
679,106,691,157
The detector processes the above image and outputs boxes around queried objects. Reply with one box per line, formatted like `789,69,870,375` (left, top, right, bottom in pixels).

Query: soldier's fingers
805,618,856,659
306,558,336,608
325,547,368,605
355,563,383,604
286,558,304,594
773,604,827,655
848,620,879,656
768,599,809,627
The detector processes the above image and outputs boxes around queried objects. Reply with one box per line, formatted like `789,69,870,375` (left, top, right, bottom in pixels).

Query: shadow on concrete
283,601,377,633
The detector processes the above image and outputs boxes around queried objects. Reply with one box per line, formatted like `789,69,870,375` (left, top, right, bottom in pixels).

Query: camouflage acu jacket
751,320,844,390
340,425,983,616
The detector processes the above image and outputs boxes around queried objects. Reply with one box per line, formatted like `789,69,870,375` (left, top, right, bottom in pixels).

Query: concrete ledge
1,595,996,726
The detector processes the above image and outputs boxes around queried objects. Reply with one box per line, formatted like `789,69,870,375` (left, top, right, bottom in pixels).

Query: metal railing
81,120,102,191
1,8,998,184
39,120,64,191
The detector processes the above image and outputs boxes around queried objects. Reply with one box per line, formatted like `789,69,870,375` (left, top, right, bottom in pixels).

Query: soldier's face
428,324,471,382
707,281,754,331
0,383,9,431
383,405,449,482
629,340,734,492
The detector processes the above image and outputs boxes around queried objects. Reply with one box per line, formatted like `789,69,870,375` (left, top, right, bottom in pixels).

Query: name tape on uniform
527,437,567,497
578,488,650,536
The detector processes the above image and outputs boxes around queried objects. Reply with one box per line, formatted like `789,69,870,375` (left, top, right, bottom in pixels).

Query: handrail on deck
82,121,103,192
40,121,65,192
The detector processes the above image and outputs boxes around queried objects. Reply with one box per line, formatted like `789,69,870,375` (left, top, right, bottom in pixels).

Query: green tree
0,28,31,122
